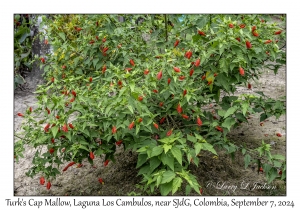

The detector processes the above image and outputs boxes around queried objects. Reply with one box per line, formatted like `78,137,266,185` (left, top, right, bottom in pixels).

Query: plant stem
164,14,168,42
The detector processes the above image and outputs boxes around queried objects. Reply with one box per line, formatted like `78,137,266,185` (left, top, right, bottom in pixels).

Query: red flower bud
228,23,234,28
239,67,245,76
246,40,252,49
49,148,54,154
69,123,74,129
194,59,200,67
129,121,135,130
104,160,109,167
189,69,194,77
153,123,159,129
177,104,183,114
182,114,189,119
173,67,181,73
102,65,107,74
167,129,173,136
157,71,163,80
274,30,282,35
183,89,187,97
90,151,95,160
144,69,149,75
17,113,24,117
174,39,180,47
40,177,45,185
197,30,206,36
89,77,92,82
129,59,135,66
239,24,245,28
160,117,166,124
197,117,202,126
116,140,123,146
99,178,104,184
168,78,171,85
112,126,117,134
153,89,158,93
62,124,68,132
46,181,51,190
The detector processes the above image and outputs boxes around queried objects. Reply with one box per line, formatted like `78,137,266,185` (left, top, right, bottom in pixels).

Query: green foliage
14,14,33,88
15,14,286,195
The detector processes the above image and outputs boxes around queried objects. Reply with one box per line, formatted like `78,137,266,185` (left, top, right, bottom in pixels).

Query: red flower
102,65,107,74
63,161,75,171
189,69,194,77
177,104,183,114
102,47,109,53
167,129,173,136
51,77,55,83
17,113,24,117
200,188,203,195
44,123,50,132
174,39,180,47
117,44,122,48
194,58,200,67
207,81,212,85
89,40,95,44
129,59,135,66
40,177,45,185
62,124,68,132
90,151,95,160
138,96,143,101
71,90,76,97
251,26,256,31
179,76,185,81
259,167,264,172
69,123,74,129
49,148,54,154
40,57,45,63
215,126,223,132
55,115,60,119
153,89,158,93
160,117,166,124
239,24,245,28
183,89,187,97
202,75,206,80
125,67,133,72
279,170,282,175
173,67,181,73
185,50,192,59
168,78,171,85
239,67,245,76
197,30,206,36
102,38,106,43
157,71,162,80
29,107,32,113
246,40,252,49
46,107,50,114
228,23,234,28
44,39,48,45
276,133,282,137
274,30,282,35
264,40,272,44
197,117,202,126
248,83,252,89
252,30,259,37
99,178,104,184
182,114,189,119
236,37,241,42
51,138,55,144
214,73,218,77
116,140,123,146
144,69,149,75
129,121,135,130
153,123,159,129
46,181,51,190
118,80,122,86
89,77,92,82
138,118,143,123
159,102,164,107
96,36,99,40
112,126,117,134
104,160,109,167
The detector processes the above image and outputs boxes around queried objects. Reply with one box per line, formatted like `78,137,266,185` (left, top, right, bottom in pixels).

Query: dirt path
14,62,286,196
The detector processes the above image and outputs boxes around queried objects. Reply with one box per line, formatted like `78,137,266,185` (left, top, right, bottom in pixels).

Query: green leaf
272,154,285,161
150,156,161,173
129,82,135,92
244,154,251,169
79,145,89,152
128,105,134,114
163,144,172,154
222,117,236,131
187,134,197,143
151,146,164,157
260,113,268,122
161,152,174,171
51,126,59,138
218,109,226,117
194,143,202,155
161,171,176,184
93,58,99,68
202,143,218,156
136,154,148,168
224,106,238,118
171,146,182,165
58,32,65,41
159,181,173,196
242,102,249,116
172,177,183,195
268,168,279,184
156,175,162,188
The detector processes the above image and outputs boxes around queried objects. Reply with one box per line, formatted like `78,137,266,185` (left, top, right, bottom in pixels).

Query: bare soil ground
14,63,286,196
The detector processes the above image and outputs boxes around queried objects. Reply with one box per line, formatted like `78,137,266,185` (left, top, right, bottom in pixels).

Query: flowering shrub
15,14,286,195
